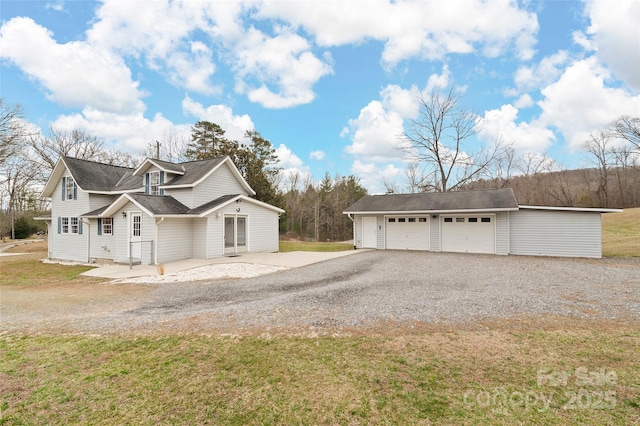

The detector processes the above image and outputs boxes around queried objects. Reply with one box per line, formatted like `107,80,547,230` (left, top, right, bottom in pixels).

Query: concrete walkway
81,249,367,279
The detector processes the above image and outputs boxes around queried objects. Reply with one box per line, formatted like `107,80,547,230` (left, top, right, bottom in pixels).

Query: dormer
132,158,186,195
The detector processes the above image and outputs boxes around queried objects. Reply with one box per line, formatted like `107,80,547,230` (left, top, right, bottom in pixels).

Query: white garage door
385,216,429,250
441,216,495,254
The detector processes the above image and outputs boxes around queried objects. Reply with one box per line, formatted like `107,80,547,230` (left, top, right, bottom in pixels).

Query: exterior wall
352,215,384,249
112,204,156,264
157,218,193,263
207,214,224,258
495,212,509,255
192,218,207,258
376,216,385,249
88,194,115,211
88,218,116,262
164,163,250,209
509,209,602,258
50,171,90,262
430,214,440,251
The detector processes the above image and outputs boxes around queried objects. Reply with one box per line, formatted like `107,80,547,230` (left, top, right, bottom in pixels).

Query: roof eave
343,207,519,215
518,205,623,213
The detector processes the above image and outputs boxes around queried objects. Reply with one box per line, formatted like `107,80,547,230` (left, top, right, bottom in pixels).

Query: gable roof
188,194,285,216
132,158,185,176
41,157,141,197
344,188,519,214
160,156,256,195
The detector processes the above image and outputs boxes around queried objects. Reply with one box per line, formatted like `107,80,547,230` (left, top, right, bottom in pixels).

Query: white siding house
39,156,284,265
344,189,619,258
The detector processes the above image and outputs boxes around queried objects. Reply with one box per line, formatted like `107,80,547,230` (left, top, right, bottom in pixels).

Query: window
408,218,416,222
468,217,478,223
444,217,453,223
456,217,465,223
70,217,79,234
61,217,69,233
133,215,141,237
419,218,427,222
102,217,112,235
481,217,491,223
388,218,396,223
62,176,77,201
148,171,160,195
398,218,406,223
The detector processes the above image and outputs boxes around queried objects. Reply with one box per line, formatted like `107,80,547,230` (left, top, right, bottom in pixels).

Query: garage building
344,188,620,258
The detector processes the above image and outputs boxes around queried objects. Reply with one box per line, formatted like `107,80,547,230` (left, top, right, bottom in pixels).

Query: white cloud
181,96,254,142
478,104,555,153
0,17,145,114
538,57,640,151
350,160,402,194
585,0,640,90
51,108,190,153
514,94,534,109
257,0,539,66
309,150,325,161
513,51,569,93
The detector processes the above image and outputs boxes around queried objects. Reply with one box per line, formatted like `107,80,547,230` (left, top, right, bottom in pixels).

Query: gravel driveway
3,251,639,334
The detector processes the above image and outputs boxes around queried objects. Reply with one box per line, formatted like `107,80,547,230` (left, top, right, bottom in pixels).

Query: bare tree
400,86,503,191
0,99,27,165
28,127,104,171
583,130,615,207
613,116,640,150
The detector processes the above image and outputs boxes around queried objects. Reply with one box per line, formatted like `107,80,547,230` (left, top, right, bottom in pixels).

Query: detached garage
344,188,620,258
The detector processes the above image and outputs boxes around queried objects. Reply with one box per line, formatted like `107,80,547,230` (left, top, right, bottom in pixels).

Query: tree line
0,100,367,240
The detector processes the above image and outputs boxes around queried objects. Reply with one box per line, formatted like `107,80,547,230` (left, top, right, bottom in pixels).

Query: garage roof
344,188,519,214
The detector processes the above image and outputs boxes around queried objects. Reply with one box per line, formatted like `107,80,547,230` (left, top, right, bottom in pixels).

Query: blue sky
1,0,639,193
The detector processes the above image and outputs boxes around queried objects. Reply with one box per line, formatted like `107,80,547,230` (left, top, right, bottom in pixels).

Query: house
39,156,284,264
343,188,620,258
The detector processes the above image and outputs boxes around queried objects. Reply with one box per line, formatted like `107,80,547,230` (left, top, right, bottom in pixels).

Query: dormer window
145,171,164,195
62,176,77,200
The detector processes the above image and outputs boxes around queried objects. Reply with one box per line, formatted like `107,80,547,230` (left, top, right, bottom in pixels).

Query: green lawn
602,207,640,257
1,328,638,425
279,240,354,252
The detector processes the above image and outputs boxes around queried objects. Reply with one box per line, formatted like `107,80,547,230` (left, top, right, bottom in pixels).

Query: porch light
122,211,127,219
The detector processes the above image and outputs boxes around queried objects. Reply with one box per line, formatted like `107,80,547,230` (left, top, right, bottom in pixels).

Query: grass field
602,207,640,257
1,229,639,424
279,240,354,252
1,326,638,425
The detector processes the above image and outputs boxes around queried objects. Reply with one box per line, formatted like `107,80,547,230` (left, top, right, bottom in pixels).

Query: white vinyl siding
509,209,603,258
192,218,207,258
49,171,89,262
495,212,509,255
429,215,440,251
157,218,192,263
90,218,115,262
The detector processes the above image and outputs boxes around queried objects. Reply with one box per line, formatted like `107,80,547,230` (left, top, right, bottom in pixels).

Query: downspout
82,219,91,263
155,217,165,265
347,213,355,250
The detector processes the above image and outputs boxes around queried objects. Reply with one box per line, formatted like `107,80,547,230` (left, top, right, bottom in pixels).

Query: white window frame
149,171,160,195
65,177,75,200
61,217,69,234
70,217,79,234
102,217,113,235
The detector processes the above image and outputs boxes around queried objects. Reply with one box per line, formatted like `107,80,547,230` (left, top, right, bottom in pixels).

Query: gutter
154,217,165,265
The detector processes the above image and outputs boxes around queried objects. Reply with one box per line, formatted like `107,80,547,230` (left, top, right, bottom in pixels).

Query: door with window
224,215,248,255
130,213,142,259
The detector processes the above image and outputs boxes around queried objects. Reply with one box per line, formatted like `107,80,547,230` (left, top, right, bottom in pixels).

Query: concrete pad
81,249,369,279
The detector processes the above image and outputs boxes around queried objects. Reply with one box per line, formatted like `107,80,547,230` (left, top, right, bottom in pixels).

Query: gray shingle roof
162,157,226,187
188,194,239,215
344,188,519,213
127,194,190,215
64,157,138,191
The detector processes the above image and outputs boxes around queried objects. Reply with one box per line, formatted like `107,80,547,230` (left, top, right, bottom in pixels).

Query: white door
129,213,142,259
362,217,377,248
385,216,429,250
224,215,248,254
441,215,495,254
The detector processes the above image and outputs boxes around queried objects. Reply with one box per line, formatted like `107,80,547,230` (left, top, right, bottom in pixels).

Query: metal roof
344,188,519,213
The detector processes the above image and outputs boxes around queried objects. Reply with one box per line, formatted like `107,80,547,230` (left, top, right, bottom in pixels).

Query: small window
102,217,113,235
468,217,478,223
408,218,416,222
70,217,79,234
481,217,491,223
388,218,396,223
61,217,69,234
456,217,465,223
65,177,75,200
148,171,160,195
398,218,406,223
419,218,427,222
444,217,453,223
